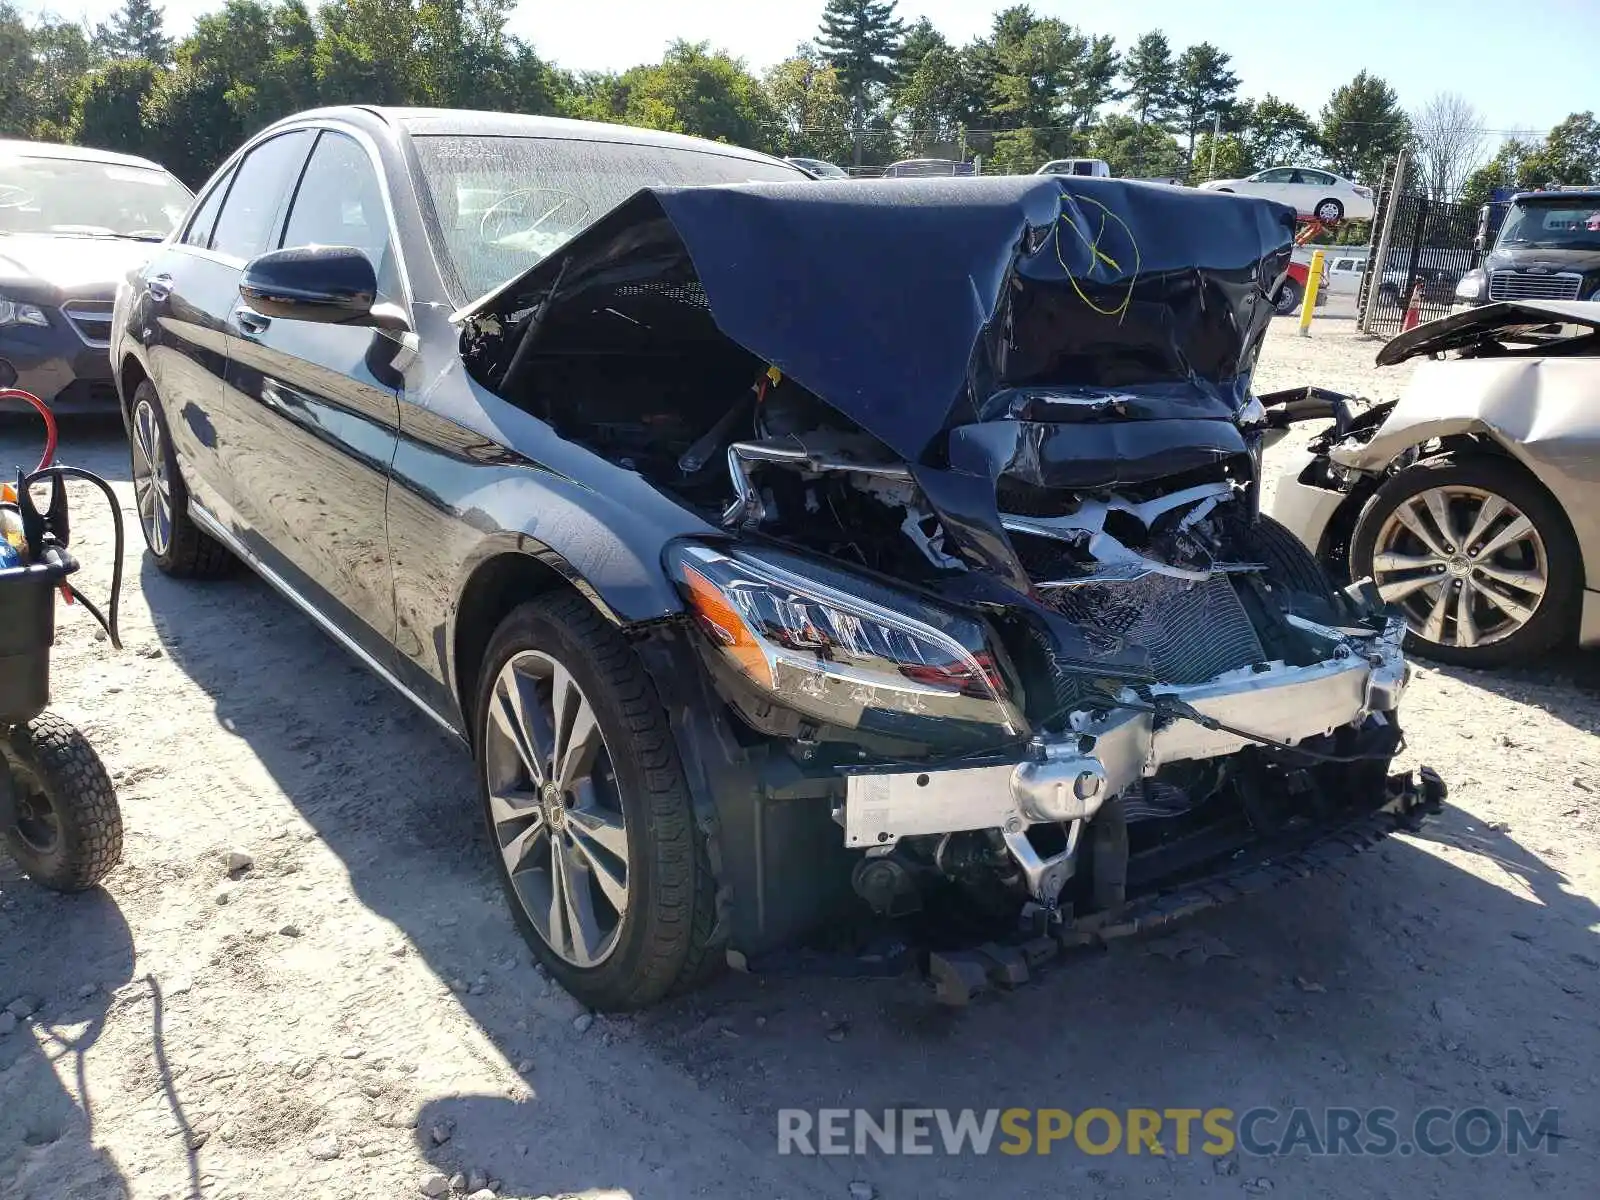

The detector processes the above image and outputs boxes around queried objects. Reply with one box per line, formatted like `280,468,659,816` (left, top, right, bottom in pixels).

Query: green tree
1192,130,1251,181
1063,34,1118,133
93,0,171,66
0,3,36,135
764,51,853,163
1318,70,1410,183
1461,114,1600,204
1242,94,1317,167
1121,30,1177,128
1090,111,1184,177
815,0,905,131
75,58,159,153
583,41,774,149
1172,42,1238,164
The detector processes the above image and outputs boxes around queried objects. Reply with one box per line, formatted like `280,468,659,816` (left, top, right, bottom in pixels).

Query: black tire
1350,455,1580,667
1274,278,1302,315
1250,514,1335,596
129,380,232,579
1314,198,1344,223
474,592,717,1010
2,712,122,890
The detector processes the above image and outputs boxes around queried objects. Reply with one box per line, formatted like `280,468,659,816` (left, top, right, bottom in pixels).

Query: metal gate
1359,155,1484,336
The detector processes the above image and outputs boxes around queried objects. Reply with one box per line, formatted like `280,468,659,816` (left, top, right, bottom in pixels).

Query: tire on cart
2,712,122,890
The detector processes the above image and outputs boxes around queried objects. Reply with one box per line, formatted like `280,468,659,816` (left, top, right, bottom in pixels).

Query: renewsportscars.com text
776,1107,1561,1158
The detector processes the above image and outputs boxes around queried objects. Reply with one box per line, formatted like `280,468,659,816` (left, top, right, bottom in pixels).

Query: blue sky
18,0,1596,136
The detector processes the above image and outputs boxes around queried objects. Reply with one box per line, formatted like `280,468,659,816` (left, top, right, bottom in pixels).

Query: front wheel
2,713,122,890
1314,198,1344,223
1350,456,1580,667
474,592,717,1010
1274,278,1303,315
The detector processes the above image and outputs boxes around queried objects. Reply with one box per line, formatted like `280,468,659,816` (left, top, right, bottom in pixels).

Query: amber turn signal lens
682,566,773,688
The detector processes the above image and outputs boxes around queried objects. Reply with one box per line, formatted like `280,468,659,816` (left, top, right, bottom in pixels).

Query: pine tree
1122,30,1178,129
816,0,906,132
1173,42,1240,164
93,0,171,66
1318,71,1411,182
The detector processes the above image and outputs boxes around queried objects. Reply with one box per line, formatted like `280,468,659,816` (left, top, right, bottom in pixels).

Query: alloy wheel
1371,485,1548,650
1316,199,1342,222
130,398,173,557
483,651,630,967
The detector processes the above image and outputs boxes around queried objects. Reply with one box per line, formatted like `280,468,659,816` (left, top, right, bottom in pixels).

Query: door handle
146,273,173,302
234,305,271,337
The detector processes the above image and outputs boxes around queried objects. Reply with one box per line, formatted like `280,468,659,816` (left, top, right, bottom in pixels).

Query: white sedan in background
1200,166,1374,223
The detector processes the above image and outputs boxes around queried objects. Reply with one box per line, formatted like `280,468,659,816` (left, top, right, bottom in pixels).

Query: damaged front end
457,176,1438,966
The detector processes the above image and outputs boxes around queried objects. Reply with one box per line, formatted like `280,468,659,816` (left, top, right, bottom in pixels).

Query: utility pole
1207,111,1221,181
1361,149,1410,336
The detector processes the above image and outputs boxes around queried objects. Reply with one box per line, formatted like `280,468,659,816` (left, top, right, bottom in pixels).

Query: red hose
0,388,57,473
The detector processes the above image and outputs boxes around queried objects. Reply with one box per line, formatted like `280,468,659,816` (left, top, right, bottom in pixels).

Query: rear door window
209,130,314,261
181,165,234,249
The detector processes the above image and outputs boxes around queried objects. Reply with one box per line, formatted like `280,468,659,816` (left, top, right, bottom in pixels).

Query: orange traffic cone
1400,281,1425,332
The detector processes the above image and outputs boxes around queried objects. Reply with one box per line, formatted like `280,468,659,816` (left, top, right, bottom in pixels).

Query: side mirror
240,245,409,331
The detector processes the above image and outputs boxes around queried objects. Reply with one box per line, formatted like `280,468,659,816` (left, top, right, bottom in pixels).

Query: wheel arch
450,545,632,741
117,351,151,422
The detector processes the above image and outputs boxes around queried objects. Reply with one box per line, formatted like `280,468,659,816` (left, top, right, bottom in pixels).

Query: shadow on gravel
0,881,135,1200
0,414,130,484
130,500,1599,1197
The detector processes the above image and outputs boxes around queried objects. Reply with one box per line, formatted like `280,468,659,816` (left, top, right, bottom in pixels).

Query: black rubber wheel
1314,198,1344,223
1274,278,1303,316
2,713,122,890
128,380,232,579
474,592,717,1010
1350,455,1580,667
1250,513,1336,596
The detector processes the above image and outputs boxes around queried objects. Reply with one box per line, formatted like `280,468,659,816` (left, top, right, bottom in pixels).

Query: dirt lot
3,319,1598,1200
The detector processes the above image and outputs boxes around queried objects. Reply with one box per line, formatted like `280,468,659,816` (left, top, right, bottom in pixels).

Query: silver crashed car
1268,300,1600,667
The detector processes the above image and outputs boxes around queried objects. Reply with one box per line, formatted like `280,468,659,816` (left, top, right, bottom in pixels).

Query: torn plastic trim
841,614,1408,904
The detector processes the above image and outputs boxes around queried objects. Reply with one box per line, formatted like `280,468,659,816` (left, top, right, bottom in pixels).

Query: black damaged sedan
110,107,1436,1010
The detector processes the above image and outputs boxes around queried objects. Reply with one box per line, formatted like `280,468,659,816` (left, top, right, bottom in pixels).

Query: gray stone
279,924,302,938
449,1173,467,1192
226,850,254,875
468,1169,488,1192
307,1133,340,1160
5,996,39,1019
573,1012,594,1034
419,1173,450,1198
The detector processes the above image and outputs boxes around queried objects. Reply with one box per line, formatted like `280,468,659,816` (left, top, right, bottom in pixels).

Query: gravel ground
2,318,1598,1200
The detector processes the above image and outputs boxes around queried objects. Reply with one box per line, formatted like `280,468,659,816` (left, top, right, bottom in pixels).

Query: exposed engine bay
455,176,1435,959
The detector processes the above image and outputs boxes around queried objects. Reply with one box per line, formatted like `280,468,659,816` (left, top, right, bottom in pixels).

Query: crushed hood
460,175,1296,464
1376,299,1600,365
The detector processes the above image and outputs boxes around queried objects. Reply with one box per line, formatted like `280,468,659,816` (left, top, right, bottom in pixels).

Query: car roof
1510,188,1600,201
267,106,789,169
0,137,174,173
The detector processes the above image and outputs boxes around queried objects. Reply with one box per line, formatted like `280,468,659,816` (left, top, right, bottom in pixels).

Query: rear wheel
1,713,122,891
474,593,717,1010
1350,456,1579,666
128,381,231,578
1274,278,1303,315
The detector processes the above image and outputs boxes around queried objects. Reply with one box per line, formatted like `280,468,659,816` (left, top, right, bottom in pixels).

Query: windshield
1496,199,1600,251
0,154,193,239
410,134,805,301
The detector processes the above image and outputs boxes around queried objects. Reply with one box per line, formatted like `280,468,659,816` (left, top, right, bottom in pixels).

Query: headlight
1455,270,1486,301
667,542,1023,740
0,297,49,328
